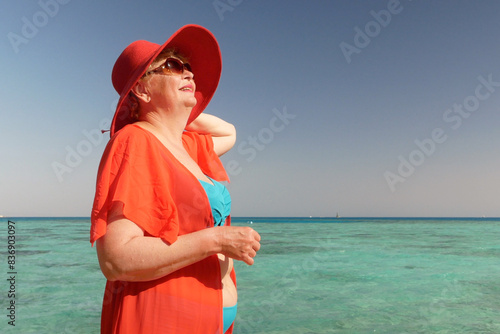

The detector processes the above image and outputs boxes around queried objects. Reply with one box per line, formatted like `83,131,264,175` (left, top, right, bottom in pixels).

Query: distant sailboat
336,212,340,218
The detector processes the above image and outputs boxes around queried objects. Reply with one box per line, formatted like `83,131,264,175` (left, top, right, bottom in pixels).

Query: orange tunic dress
90,124,234,334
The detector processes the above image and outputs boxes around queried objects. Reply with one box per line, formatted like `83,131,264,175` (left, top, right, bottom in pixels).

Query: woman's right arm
96,208,261,282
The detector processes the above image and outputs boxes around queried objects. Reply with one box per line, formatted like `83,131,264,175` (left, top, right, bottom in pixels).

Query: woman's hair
126,91,141,121
127,48,189,121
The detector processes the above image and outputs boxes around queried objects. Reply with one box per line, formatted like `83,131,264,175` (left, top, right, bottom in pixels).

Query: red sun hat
110,24,222,137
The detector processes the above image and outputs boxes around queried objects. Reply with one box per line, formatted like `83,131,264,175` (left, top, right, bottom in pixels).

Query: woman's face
145,56,197,112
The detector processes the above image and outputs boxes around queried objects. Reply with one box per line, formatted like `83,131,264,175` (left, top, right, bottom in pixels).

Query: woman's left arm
186,113,236,156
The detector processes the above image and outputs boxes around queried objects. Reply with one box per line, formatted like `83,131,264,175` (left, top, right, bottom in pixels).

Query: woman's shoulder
103,124,157,157
110,124,158,147
112,124,150,141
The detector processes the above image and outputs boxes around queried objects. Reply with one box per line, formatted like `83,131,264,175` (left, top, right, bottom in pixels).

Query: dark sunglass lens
184,63,192,73
165,59,183,74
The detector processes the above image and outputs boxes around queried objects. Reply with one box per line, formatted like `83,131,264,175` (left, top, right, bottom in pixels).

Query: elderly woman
90,25,261,334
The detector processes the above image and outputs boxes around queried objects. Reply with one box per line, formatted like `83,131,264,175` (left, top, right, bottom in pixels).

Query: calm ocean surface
0,217,499,333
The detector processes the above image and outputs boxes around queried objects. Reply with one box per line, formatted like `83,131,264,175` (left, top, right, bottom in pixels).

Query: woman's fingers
220,226,261,265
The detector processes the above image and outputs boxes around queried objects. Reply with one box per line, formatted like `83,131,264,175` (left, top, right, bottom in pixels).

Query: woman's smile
179,83,194,92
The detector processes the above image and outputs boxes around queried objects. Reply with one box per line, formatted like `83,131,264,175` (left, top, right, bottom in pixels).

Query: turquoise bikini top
199,177,231,226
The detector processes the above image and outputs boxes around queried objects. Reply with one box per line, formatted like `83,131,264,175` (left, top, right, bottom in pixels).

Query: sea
0,217,499,333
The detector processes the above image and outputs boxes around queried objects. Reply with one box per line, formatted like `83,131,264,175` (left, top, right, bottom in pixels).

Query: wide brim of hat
110,24,222,137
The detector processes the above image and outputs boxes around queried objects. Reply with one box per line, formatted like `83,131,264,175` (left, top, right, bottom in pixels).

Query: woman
90,25,261,334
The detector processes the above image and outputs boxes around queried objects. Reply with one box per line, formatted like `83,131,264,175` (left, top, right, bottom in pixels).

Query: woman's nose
183,68,194,80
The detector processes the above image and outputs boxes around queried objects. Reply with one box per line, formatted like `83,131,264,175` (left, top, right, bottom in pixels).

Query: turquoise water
1,217,499,333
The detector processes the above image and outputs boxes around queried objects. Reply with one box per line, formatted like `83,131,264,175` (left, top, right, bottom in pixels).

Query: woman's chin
185,98,198,109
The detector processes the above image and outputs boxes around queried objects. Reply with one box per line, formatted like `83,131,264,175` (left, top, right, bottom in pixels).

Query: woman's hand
215,226,261,265
185,113,236,156
96,215,260,281
96,213,234,282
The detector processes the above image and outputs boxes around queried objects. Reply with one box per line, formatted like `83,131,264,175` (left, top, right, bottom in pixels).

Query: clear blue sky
2,0,500,217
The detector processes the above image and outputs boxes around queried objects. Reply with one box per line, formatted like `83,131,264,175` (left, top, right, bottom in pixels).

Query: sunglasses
143,58,192,78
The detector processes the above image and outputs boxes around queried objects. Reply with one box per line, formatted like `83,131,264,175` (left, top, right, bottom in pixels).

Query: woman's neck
137,107,191,144
136,124,183,151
